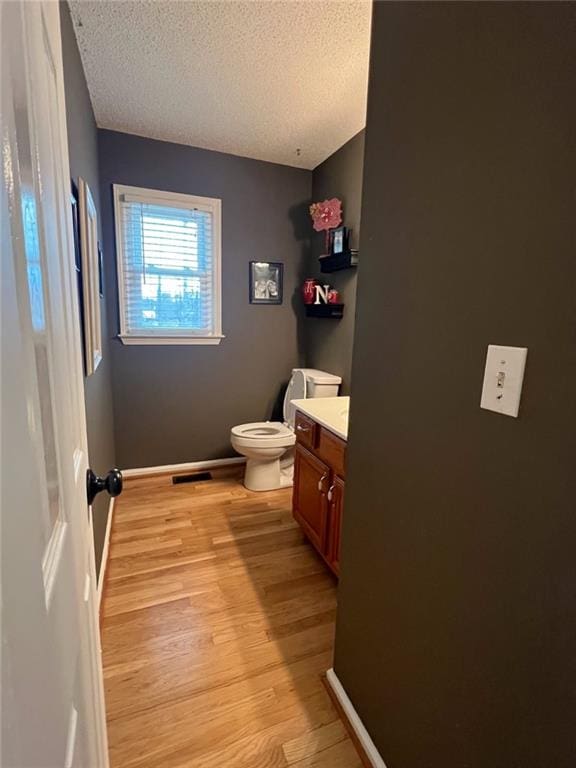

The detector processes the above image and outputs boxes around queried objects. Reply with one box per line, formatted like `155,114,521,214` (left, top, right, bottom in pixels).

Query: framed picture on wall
71,182,87,372
98,242,104,297
78,177,102,375
249,261,283,305
329,226,349,255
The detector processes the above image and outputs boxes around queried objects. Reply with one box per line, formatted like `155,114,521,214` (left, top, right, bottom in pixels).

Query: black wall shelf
305,303,344,319
319,250,358,273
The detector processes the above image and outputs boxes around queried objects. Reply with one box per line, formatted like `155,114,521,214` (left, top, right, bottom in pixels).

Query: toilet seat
230,369,306,450
231,422,293,439
231,421,295,449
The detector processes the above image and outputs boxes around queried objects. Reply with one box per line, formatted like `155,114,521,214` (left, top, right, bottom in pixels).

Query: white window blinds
114,185,222,345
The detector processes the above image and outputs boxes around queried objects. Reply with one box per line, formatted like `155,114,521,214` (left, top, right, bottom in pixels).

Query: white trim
118,334,225,346
326,668,388,768
117,184,217,209
97,497,115,611
113,183,223,343
121,456,246,479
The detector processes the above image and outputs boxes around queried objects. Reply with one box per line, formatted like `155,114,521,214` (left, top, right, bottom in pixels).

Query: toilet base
244,456,294,491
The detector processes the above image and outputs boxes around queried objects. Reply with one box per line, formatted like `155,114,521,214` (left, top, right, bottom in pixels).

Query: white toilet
231,368,341,491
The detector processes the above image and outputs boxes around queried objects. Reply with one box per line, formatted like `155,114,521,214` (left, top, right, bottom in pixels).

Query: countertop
291,396,350,441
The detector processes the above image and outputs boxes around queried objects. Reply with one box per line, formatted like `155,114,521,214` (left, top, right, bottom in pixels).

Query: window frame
113,184,224,345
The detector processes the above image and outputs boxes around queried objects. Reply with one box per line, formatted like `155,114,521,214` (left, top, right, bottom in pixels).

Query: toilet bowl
230,368,341,491
231,422,296,491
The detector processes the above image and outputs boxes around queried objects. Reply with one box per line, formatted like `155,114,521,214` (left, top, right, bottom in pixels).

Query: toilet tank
302,369,342,398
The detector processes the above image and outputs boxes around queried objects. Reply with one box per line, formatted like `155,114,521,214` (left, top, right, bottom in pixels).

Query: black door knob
86,468,123,506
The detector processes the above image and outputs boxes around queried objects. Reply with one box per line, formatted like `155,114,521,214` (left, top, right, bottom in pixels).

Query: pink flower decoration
309,198,342,232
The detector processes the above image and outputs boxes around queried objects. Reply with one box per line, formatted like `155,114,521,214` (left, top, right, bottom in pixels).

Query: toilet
231,368,341,491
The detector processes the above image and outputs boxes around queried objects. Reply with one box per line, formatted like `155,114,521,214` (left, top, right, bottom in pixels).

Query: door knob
86,468,123,506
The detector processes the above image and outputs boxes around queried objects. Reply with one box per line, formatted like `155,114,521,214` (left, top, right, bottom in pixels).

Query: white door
1,2,109,767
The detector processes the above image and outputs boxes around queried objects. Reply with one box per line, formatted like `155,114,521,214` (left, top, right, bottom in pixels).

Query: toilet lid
283,369,307,428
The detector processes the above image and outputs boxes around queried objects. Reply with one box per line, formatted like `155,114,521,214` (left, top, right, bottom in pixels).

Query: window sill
118,335,225,346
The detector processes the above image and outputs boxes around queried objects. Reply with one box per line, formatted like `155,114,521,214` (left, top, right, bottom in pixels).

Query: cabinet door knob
327,484,335,502
318,473,328,492
297,424,309,432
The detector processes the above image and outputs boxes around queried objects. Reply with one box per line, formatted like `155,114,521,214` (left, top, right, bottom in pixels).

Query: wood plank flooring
100,467,361,768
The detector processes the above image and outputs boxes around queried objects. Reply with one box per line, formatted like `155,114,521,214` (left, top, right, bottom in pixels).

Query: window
113,185,223,344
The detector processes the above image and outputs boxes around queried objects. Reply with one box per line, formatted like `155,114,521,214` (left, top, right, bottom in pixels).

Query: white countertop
291,396,350,441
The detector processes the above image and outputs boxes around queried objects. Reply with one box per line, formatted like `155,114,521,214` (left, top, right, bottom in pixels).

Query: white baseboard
97,496,115,611
326,668,387,768
121,456,246,479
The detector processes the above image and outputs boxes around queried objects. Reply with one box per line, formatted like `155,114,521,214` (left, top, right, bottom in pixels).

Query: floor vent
172,471,213,485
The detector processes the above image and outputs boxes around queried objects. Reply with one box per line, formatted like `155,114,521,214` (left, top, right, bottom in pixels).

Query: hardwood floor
100,467,362,768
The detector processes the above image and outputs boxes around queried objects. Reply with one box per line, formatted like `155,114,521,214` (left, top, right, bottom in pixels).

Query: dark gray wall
60,2,115,576
336,3,576,767
98,130,311,468
306,131,364,392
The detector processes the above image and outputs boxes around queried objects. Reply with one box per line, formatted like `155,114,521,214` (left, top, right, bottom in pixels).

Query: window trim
113,184,224,345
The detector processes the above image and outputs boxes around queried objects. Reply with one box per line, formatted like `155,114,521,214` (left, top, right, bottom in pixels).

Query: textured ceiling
68,0,371,170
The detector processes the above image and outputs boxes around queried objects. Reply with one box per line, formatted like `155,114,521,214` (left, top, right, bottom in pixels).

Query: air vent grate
172,472,212,485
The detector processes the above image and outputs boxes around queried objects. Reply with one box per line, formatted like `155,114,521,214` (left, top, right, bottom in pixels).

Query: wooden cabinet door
293,444,330,552
327,476,345,576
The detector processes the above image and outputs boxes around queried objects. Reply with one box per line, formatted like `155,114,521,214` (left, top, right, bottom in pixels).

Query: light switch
480,345,527,418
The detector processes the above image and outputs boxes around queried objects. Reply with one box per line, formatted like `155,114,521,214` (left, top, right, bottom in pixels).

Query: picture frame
78,177,102,375
97,242,104,297
329,226,349,256
249,261,283,305
71,182,87,371
71,183,81,272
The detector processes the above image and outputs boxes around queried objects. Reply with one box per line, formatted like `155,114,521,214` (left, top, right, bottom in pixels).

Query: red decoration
309,198,342,232
302,278,317,305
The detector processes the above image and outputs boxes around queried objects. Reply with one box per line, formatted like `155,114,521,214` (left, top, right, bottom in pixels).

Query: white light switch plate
480,345,527,417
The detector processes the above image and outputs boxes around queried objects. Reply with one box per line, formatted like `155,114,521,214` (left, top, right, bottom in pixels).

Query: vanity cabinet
292,445,329,553
292,410,345,577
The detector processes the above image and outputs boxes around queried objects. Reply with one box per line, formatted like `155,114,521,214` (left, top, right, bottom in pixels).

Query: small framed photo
330,226,349,255
249,261,283,305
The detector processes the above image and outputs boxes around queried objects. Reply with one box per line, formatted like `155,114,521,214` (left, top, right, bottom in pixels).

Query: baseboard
325,668,387,768
97,496,115,611
121,456,246,479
